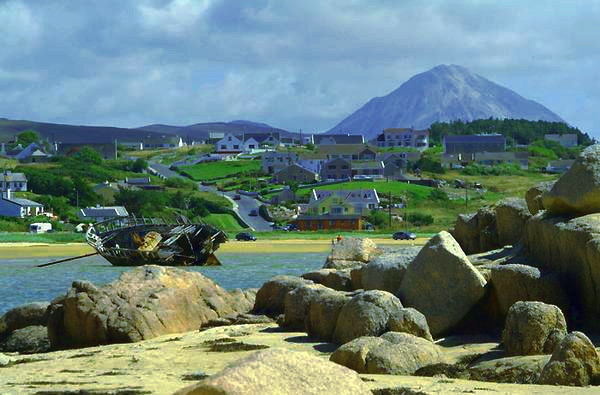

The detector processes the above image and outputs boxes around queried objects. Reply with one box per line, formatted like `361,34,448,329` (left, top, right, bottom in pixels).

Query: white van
30,223,52,233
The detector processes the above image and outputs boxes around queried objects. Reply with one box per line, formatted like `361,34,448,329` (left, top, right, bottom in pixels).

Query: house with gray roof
272,163,318,184
0,190,44,218
443,134,506,155
1,170,27,192
351,160,385,179
313,134,364,145
77,206,129,222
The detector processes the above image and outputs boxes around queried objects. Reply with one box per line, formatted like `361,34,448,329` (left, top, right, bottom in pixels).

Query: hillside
137,120,291,140
327,64,564,139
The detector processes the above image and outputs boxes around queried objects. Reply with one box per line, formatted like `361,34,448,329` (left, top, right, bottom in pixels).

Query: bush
164,177,197,190
367,210,388,229
407,212,434,226
461,163,523,176
429,189,449,201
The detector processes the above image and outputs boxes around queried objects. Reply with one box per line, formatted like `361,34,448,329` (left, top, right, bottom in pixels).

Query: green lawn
202,213,245,231
180,160,261,181
296,180,434,203
0,232,85,243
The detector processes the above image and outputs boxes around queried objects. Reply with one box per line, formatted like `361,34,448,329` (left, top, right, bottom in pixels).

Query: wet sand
0,238,429,259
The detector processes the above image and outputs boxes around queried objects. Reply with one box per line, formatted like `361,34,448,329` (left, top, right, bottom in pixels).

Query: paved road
148,162,180,179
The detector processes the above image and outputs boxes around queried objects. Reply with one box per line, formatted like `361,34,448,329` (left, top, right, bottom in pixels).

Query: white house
297,152,328,174
1,171,27,192
0,190,44,218
242,137,261,152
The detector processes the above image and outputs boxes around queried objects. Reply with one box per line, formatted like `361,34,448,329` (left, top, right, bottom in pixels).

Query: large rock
451,206,498,254
524,213,600,327
490,264,569,317
324,237,381,269
387,307,433,342
502,301,567,356
399,231,487,336
175,348,371,395
0,302,49,340
542,145,600,215
355,248,420,293
525,181,554,215
467,355,549,384
330,332,441,375
301,269,353,291
47,266,253,348
282,283,334,330
539,331,600,386
494,198,531,246
253,275,313,316
333,290,403,344
305,290,352,342
0,325,50,354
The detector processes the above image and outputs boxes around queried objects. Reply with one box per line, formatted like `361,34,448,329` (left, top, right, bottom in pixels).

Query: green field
202,213,246,231
0,232,85,243
180,160,262,181
295,180,434,203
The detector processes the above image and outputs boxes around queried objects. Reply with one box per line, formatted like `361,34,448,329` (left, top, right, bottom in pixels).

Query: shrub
429,189,449,201
407,212,434,226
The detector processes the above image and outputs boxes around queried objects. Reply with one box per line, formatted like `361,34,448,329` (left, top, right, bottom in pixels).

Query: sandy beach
0,238,429,259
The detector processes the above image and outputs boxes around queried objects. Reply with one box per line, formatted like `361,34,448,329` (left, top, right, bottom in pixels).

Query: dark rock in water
538,331,600,386
0,325,50,354
47,265,253,349
253,275,313,316
502,301,567,356
0,302,49,340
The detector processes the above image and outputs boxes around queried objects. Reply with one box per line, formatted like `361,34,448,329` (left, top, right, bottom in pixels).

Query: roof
274,163,317,175
313,134,364,145
295,214,362,220
243,132,280,143
1,172,27,182
351,160,385,169
126,177,151,185
443,135,506,144
298,152,328,160
78,206,129,218
317,144,370,155
474,151,529,160
311,188,379,203
1,196,43,207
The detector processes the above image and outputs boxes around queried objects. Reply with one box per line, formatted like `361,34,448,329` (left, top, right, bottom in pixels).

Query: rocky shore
4,145,600,394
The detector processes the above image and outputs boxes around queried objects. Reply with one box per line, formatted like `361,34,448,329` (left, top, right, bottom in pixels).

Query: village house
381,152,421,179
272,163,318,184
351,161,385,179
440,151,528,169
297,152,328,174
214,133,244,154
77,206,129,222
320,158,352,180
313,134,364,146
375,128,429,150
0,190,44,218
317,145,376,161
443,134,506,155
261,151,299,173
1,171,27,192
545,133,578,148
142,136,184,149
215,132,280,154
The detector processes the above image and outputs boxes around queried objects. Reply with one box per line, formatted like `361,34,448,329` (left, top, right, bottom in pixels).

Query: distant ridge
327,64,564,140
136,120,291,140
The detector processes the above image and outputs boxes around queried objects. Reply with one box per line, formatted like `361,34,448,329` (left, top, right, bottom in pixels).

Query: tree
16,130,40,147
75,146,102,165
131,158,148,173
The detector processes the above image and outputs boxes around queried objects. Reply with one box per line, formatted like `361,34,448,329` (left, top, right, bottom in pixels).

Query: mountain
0,118,291,145
327,64,564,139
0,119,165,144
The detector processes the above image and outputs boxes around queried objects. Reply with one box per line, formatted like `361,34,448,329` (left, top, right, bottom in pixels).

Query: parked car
249,209,258,216
233,194,241,200
392,231,416,240
235,232,257,241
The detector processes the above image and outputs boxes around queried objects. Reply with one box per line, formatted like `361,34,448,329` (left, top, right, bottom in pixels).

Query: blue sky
0,0,598,137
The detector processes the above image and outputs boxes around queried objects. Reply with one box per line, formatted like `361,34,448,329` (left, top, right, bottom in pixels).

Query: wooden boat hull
85,217,227,267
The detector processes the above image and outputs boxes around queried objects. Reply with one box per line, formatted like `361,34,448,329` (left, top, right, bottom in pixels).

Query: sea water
0,251,328,315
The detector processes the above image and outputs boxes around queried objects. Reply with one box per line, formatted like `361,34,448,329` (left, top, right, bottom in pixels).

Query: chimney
5,189,11,199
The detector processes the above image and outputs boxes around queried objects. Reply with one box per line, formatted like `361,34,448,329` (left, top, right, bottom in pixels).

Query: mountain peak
328,65,563,139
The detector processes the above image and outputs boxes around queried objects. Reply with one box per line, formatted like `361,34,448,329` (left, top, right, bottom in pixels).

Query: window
220,145,226,149
233,145,239,149
249,144,255,149
368,203,375,209
228,137,232,141
328,165,335,170
317,222,323,229
341,165,348,170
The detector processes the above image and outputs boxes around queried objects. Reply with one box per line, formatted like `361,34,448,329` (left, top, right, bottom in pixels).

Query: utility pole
465,183,468,209
388,191,392,228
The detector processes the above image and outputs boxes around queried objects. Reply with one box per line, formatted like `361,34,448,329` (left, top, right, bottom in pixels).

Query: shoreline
0,238,428,259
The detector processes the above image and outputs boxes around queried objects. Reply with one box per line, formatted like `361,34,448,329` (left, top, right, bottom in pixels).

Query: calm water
0,251,328,315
